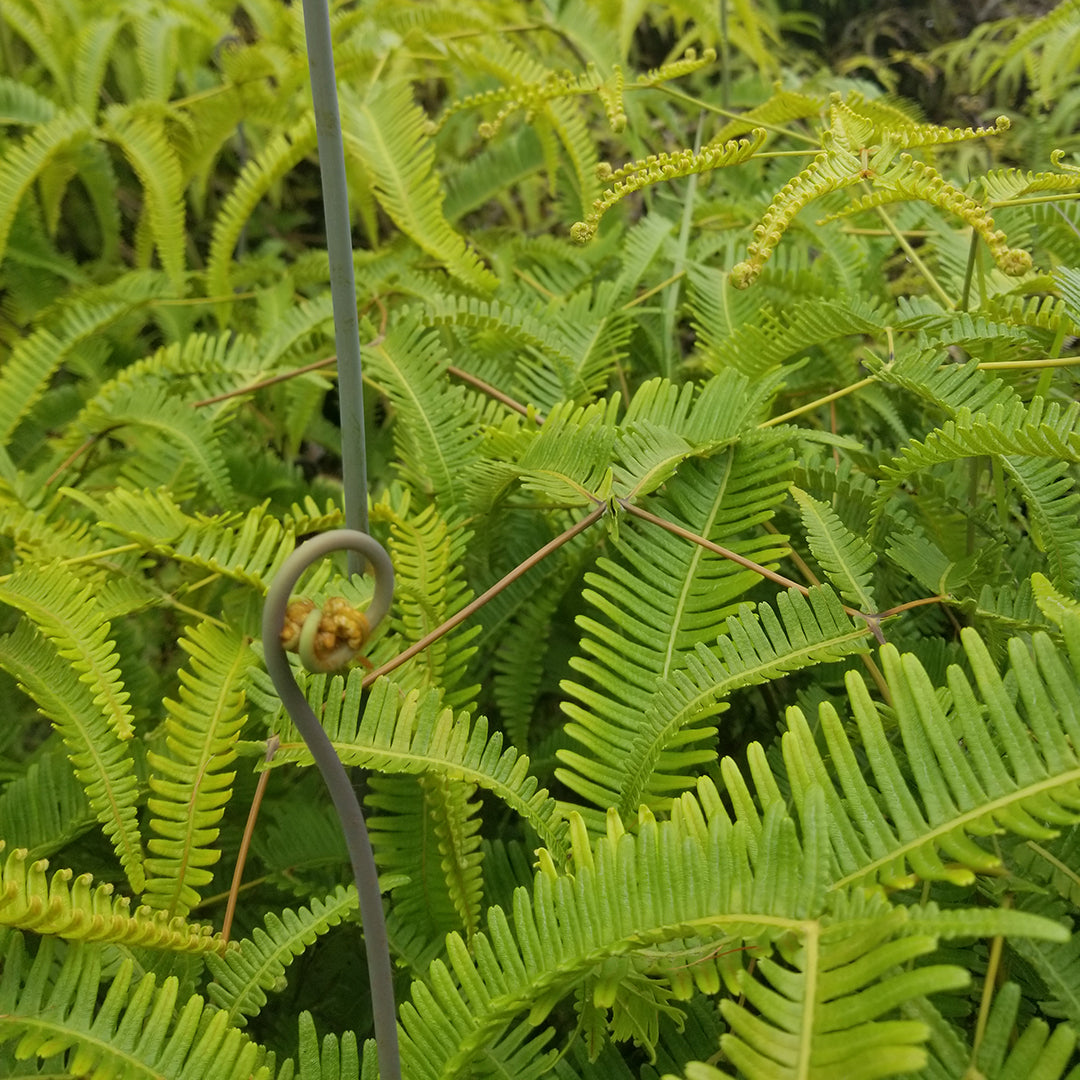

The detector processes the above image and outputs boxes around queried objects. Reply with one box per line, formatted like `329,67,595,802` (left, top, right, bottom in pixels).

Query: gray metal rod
262,530,400,1079
301,0,369,569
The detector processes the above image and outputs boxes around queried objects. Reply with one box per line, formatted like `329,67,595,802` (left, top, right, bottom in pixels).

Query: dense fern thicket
5,0,1080,1077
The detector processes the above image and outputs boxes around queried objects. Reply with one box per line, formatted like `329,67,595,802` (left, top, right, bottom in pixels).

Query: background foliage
4,0,1080,1077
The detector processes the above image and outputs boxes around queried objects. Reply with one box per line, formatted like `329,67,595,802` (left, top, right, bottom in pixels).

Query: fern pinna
6,1,1080,1078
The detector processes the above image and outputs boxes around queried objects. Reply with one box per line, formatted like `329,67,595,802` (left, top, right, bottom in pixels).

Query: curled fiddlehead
262,529,399,1080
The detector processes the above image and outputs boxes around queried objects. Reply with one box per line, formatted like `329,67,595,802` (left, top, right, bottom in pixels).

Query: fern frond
63,382,234,506
610,586,872,818
341,81,497,292
371,495,478,707
557,438,792,821
0,273,154,448
396,796,1063,1080
365,317,484,506
206,885,359,1026
81,488,304,590
572,130,766,244
0,844,224,953
774,625,1080,890
0,110,91,273
792,487,878,613
0,751,94,860
266,676,568,861
101,105,186,287
0,618,144,892
0,561,135,742
904,983,1079,1080
0,933,270,1078
142,623,254,919
206,113,318,319
873,401,1080,588
704,295,884,377
366,773,483,961
0,76,55,125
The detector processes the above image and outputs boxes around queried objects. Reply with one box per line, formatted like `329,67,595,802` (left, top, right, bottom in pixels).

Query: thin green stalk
719,0,730,111
263,530,399,1080
960,230,979,311
301,0,369,568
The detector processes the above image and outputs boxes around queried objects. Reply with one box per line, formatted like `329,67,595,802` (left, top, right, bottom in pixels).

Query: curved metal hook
262,529,400,1080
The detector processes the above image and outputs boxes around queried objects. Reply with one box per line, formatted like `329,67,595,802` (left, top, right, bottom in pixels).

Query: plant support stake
301,0,369,558
263,530,399,1080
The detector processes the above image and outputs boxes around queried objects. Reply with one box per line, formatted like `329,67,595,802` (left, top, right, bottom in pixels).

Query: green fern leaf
791,487,878,613
82,487,311,590
365,317,485,506
206,113,318,321
372,495,479,707
0,110,91,274
0,933,271,1078
341,80,497,292
0,751,94,860
0,561,135,742
558,440,792,822
0,616,143,892
612,587,872,818
774,626,1080,890
101,105,186,287
205,885,359,1026
265,676,568,861
142,623,254,918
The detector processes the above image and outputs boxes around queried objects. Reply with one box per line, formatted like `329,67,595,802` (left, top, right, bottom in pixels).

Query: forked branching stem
262,530,399,1080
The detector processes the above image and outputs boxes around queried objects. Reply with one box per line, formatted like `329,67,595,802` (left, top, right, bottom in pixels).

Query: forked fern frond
557,438,792,823
609,586,872,819
0,844,224,954
142,623,254,919
728,98,1025,288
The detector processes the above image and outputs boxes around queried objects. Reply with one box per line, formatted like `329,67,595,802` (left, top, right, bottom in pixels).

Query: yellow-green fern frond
0,110,92,273
206,885,360,1026
101,105,186,288
0,844,224,954
0,610,144,893
261,675,568,861
206,113,317,320
342,81,498,292
142,623,254,919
